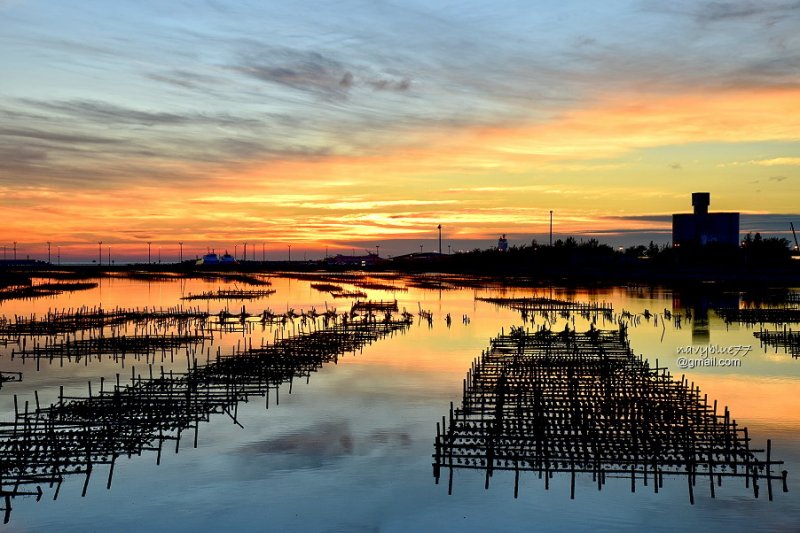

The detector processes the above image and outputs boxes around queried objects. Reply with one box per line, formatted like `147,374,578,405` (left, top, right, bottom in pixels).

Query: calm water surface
0,274,798,532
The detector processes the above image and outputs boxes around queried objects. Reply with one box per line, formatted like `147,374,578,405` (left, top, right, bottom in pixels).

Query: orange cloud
470,87,800,159
4,87,798,255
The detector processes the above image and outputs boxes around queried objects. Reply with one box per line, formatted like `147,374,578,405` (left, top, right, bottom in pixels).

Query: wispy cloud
192,194,457,211
298,199,457,210
21,99,263,128
647,1,800,24
234,49,354,99
751,157,800,166
0,126,122,145
720,157,800,167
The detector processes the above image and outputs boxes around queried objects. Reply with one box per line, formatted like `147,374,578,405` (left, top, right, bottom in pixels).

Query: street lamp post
98,241,102,266
438,224,442,254
148,242,152,264
244,242,247,261
288,244,292,262
47,242,51,264
376,245,380,257
179,242,183,263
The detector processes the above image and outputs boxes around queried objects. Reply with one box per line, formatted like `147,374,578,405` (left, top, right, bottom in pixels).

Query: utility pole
288,244,291,262
549,210,553,246
148,242,152,264
98,241,102,266
13,242,17,261
438,224,442,254
57,246,60,266
376,245,380,257
244,242,247,261
108,246,111,265
262,243,265,261
179,242,183,263
47,242,51,264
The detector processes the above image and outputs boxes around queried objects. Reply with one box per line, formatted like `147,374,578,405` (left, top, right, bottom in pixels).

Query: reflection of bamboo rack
11,333,209,367
0,372,22,388
717,308,800,326
0,283,98,302
0,306,212,336
351,300,398,314
0,315,412,523
181,289,276,300
310,283,343,292
476,297,614,322
755,328,800,358
433,327,788,503
0,305,349,340
330,291,367,299
353,281,408,292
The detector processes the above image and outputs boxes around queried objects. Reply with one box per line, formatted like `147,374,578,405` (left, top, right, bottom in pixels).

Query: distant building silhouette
195,251,236,265
672,192,739,247
497,234,509,252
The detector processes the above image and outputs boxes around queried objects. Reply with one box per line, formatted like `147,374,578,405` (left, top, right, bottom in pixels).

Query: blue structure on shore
672,192,739,247
497,234,508,252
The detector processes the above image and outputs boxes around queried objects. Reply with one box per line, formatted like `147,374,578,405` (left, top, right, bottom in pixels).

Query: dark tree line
389,233,797,281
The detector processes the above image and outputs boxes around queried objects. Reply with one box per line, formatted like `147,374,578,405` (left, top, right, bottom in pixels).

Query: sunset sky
1,1,799,261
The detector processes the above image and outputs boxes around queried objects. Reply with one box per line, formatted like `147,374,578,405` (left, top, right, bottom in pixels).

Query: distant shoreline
2,258,799,289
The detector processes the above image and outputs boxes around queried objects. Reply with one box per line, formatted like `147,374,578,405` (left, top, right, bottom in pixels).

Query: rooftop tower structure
672,193,739,247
